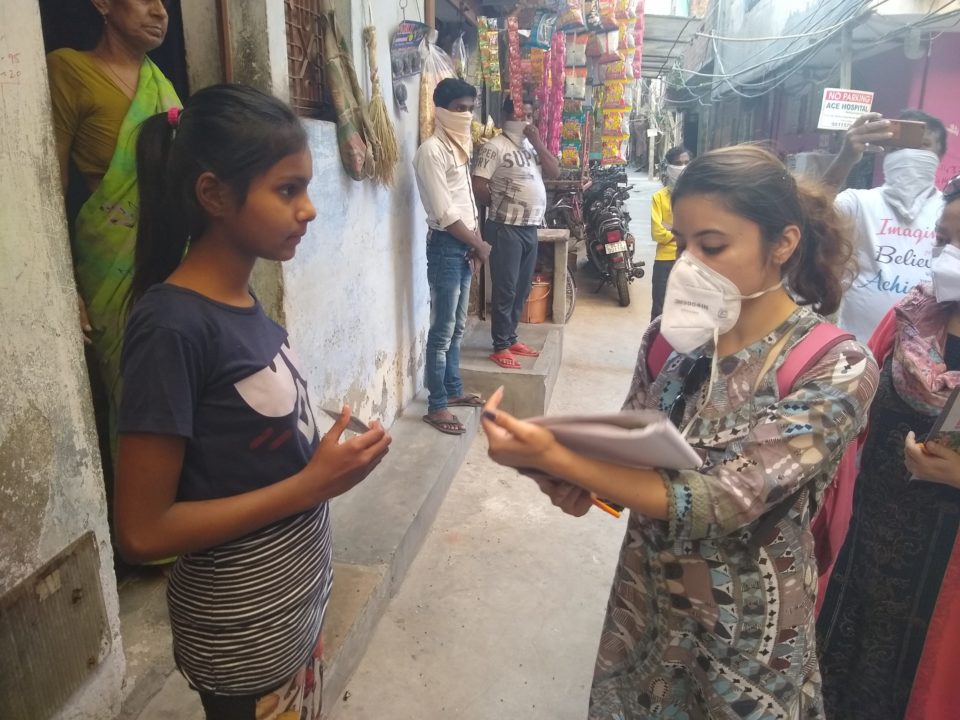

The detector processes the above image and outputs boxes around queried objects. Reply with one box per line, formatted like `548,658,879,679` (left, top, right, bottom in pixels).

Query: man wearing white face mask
823,109,948,342
414,78,493,435
650,146,691,321
473,97,561,369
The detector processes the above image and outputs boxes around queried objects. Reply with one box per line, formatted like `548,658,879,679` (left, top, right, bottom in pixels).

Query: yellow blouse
47,48,133,184
650,185,678,262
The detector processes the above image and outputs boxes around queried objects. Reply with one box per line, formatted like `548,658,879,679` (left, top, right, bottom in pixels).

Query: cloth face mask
503,120,528,147
660,252,782,354
434,108,474,164
665,164,685,189
882,149,940,222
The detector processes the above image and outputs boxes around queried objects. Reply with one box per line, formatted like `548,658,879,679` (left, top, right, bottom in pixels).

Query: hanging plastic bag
478,16,502,91
452,33,468,79
419,37,456,144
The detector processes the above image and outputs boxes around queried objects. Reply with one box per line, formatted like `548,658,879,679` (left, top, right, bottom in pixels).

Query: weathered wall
203,0,429,424
284,1,429,423
0,1,124,718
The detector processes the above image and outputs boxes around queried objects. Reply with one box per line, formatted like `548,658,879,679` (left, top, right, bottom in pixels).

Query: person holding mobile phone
818,179,960,720
822,109,948,343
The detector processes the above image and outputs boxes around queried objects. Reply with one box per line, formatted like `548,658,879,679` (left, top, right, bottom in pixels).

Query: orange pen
591,497,622,518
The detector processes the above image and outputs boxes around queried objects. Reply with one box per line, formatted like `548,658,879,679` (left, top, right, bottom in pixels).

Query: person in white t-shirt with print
473,97,561,369
823,109,948,342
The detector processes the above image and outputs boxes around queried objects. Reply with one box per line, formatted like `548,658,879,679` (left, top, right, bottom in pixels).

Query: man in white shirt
824,109,948,342
473,97,561,368
413,78,492,435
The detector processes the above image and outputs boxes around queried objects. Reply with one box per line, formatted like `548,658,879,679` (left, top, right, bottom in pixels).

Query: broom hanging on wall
362,12,400,186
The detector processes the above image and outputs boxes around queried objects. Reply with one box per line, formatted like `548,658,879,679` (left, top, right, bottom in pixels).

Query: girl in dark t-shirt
116,85,391,719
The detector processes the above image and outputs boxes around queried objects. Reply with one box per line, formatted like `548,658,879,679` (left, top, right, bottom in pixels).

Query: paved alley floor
327,174,662,720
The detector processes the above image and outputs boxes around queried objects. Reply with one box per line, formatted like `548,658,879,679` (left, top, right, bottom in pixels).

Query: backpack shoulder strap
646,330,674,381
776,322,855,397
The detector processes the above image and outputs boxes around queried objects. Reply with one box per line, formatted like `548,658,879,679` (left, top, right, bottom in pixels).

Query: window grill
285,0,327,117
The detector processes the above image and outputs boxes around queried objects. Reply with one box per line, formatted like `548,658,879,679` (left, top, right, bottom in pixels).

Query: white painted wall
284,1,429,423
0,2,124,718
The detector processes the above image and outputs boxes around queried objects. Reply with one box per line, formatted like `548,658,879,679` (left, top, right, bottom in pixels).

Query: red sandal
509,342,540,357
489,350,522,369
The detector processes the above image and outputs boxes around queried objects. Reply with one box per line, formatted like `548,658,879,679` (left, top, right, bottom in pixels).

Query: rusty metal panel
0,532,110,720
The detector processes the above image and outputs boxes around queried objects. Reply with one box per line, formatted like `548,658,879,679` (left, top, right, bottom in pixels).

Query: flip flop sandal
447,393,484,407
422,414,466,435
489,351,522,369
509,342,540,357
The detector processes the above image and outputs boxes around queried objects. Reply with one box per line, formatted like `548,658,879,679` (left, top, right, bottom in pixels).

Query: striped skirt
167,503,333,697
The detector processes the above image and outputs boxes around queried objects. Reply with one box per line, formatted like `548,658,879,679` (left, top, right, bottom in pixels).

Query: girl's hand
905,431,960,488
521,469,593,517
300,406,392,504
481,387,561,472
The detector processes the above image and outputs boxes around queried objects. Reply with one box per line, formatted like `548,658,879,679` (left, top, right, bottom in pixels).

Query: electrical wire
665,0,955,102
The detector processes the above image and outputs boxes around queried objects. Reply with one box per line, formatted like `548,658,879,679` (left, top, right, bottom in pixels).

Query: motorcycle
582,166,644,307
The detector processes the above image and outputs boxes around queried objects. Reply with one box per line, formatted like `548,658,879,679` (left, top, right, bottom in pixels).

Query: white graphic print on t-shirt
835,187,944,342
474,135,547,226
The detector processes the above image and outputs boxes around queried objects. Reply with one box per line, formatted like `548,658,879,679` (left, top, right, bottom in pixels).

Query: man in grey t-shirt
473,97,561,369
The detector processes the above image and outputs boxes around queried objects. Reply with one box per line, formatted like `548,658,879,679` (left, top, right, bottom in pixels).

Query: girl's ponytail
789,180,854,316
129,112,186,308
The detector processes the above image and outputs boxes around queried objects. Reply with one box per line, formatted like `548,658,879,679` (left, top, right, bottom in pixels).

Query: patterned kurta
589,308,879,720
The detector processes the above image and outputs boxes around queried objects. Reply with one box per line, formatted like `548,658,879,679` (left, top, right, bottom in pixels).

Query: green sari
73,58,180,452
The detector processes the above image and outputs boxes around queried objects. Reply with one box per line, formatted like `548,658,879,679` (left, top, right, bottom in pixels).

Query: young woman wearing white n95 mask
481,145,880,719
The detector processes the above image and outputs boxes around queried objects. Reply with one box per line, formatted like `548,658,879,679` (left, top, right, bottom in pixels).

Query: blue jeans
425,230,473,413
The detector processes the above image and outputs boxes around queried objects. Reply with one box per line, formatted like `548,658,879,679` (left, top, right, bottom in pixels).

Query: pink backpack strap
646,331,674,381
776,322,854,397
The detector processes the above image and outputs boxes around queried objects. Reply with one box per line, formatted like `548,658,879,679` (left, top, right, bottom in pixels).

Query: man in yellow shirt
650,146,691,320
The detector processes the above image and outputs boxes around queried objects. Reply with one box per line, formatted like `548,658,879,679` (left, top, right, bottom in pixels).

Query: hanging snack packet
566,34,588,67
560,0,586,31
601,137,627,165
564,66,587,100
597,30,620,64
528,10,559,50
598,0,619,29
561,141,582,169
602,109,629,138
562,115,584,141
603,79,630,108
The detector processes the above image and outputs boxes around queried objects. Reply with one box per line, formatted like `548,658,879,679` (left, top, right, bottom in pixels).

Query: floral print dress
589,308,879,720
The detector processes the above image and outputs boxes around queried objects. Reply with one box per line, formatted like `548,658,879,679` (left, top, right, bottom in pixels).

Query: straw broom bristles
363,25,400,187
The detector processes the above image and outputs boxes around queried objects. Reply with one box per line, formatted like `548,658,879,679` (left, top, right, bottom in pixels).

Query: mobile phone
322,408,371,434
885,119,927,149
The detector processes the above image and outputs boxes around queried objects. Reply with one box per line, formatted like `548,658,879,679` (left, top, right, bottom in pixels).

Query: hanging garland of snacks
506,16,524,118
478,17,502,91
547,31,566,156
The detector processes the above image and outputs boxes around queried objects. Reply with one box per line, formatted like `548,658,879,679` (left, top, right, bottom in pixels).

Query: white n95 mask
660,253,783,354
931,244,960,303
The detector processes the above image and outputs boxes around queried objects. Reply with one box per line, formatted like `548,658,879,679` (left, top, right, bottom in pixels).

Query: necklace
94,52,138,96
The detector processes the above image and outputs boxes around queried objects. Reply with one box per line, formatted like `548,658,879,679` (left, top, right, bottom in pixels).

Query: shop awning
641,13,702,79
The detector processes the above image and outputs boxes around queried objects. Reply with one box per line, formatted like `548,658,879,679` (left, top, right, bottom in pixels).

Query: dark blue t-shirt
119,284,319,502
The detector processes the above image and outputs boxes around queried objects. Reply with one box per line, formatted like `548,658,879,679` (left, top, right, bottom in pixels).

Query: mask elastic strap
738,279,784,302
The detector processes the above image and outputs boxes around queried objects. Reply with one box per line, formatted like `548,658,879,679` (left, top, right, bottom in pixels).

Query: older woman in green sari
48,0,180,460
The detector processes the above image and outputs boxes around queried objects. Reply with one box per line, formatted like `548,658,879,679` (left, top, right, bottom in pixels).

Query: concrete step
129,392,479,719
458,320,564,419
